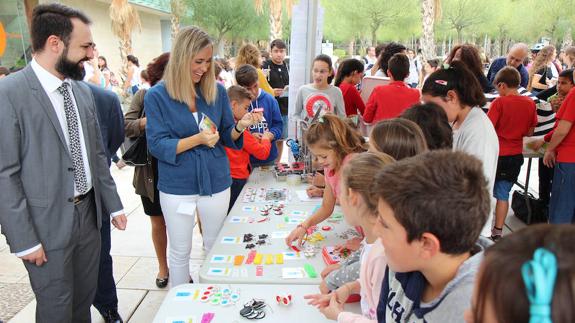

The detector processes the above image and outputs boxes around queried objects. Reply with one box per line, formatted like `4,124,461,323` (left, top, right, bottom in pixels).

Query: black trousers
93,209,119,313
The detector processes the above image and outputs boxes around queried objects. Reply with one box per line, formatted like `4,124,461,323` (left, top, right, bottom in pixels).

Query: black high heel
155,276,169,288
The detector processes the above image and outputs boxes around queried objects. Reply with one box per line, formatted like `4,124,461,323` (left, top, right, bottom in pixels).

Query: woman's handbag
122,135,148,166
122,103,148,166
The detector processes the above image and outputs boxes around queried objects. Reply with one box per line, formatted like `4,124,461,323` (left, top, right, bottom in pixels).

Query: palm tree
170,0,186,40
109,0,141,79
254,0,294,41
420,0,441,60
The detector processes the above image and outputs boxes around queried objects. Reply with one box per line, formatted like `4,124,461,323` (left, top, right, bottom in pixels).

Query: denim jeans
549,162,575,224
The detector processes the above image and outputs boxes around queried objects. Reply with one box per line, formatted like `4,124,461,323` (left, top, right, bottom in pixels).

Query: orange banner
0,22,6,57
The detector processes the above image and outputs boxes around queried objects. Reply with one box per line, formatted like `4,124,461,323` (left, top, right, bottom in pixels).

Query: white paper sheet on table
295,190,322,202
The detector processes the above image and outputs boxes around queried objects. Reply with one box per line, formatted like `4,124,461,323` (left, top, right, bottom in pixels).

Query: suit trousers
23,192,101,323
93,211,118,313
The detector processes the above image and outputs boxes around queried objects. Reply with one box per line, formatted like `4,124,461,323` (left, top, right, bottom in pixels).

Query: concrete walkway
0,159,534,322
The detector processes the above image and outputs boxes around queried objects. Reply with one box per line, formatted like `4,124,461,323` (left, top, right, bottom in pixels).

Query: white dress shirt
15,60,123,258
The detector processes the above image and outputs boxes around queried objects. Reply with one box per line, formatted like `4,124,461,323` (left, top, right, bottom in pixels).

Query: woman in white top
124,54,141,95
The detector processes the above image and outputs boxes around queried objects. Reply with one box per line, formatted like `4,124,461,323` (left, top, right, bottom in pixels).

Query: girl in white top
421,61,499,238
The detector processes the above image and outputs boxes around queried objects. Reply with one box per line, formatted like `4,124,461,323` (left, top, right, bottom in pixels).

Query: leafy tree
184,0,262,56
440,0,488,43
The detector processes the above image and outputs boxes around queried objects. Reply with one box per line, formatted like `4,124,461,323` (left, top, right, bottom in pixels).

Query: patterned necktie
56,82,89,195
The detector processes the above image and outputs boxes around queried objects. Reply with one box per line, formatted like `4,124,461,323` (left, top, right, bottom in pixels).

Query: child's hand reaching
319,293,345,320
237,111,263,130
321,264,341,278
335,237,363,252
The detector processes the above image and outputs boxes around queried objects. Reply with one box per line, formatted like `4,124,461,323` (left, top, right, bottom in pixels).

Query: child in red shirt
225,86,273,212
548,69,574,112
487,67,537,240
363,53,420,123
334,58,366,117
539,76,575,223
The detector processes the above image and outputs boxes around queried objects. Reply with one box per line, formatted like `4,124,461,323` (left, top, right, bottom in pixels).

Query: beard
55,47,89,80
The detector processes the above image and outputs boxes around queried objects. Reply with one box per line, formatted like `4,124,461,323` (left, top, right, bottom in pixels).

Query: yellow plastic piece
275,254,284,264
253,253,263,265
265,254,274,265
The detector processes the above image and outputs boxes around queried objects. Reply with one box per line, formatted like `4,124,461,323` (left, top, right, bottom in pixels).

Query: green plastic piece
304,263,317,278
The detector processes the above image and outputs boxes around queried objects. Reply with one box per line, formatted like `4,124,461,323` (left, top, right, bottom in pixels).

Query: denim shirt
145,82,243,196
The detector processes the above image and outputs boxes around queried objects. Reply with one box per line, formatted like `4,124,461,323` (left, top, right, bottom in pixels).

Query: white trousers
160,189,230,287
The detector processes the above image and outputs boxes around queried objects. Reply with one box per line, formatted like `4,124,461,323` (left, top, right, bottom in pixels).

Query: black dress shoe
101,309,123,323
156,276,169,288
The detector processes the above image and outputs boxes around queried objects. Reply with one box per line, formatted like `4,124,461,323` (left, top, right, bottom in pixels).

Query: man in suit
87,82,125,323
0,4,127,323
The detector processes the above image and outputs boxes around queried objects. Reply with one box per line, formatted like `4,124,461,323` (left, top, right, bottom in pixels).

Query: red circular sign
304,93,333,118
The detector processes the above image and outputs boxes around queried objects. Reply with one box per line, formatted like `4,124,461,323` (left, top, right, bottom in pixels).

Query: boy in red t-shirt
487,67,537,240
548,69,574,112
537,73,575,223
363,53,420,123
225,86,273,212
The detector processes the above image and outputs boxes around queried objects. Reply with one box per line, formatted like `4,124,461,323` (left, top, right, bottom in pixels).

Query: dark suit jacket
0,65,124,253
86,83,125,165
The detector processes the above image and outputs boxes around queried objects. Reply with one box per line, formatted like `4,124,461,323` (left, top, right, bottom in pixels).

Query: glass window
0,0,31,71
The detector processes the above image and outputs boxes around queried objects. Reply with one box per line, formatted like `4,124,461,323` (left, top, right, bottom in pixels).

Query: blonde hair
236,43,262,68
527,45,556,91
163,26,217,106
342,152,395,212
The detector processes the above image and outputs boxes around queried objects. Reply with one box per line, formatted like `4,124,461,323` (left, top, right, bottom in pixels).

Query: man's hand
20,246,47,266
112,214,128,230
273,88,284,97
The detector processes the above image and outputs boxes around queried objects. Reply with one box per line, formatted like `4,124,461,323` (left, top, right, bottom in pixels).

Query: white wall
44,0,166,78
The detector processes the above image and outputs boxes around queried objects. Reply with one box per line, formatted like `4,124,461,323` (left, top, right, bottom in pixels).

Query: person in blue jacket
145,26,262,287
235,64,283,166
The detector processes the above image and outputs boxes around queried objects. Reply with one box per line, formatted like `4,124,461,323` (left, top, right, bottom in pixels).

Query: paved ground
0,157,535,322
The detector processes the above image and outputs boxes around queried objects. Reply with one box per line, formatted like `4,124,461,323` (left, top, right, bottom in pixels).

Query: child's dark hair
235,64,259,87
422,61,487,108
474,224,575,323
377,42,406,77
334,58,365,86
388,53,410,81
305,114,366,170
342,152,395,213
559,68,574,84
369,118,428,160
426,58,440,69
314,54,335,84
270,39,287,50
375,43,387,59
372,150,490,254
401,103,453,150
140,69,149,82
494,66,521,88
227,85,253,102
127,54,139,67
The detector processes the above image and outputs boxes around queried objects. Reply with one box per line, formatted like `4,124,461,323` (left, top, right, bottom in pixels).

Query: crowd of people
1,3,575,323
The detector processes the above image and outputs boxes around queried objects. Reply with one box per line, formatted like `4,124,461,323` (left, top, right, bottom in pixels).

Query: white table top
198,168,358,285
153,283,361,323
